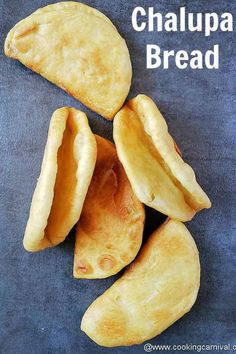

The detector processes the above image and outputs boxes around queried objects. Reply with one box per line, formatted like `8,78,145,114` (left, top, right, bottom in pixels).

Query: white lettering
132,7,233,36
205,44,219,69
146,45,161,68
148,7,163,31
165,13,177,31
180,7,186,32
188,13,203,32
146,45,220,69
132,7,146,32
190,50,203,69
220,13,233,32
176,51,189,69
205,13,219,36
163,50,175,69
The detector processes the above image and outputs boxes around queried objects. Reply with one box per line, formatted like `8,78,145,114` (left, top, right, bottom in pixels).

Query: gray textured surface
0,1,236,353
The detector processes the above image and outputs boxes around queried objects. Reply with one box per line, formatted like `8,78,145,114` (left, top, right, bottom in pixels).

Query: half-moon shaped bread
23,107,97,252
4,3,132,120
81,219,200,347
74,135,145,279
113,94,211,221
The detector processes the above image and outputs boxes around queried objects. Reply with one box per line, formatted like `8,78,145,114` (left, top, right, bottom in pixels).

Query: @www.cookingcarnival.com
143,343,236,352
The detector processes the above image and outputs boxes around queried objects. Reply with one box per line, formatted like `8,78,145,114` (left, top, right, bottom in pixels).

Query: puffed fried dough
23,108,97,252
4,3,132,120
113,94,211,221
74,135,145,279
32,1,115,29
81,220,200,347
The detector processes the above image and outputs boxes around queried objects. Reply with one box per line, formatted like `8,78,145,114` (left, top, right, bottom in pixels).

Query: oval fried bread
81,219,200,347
23,107,97,252
113,94,211,221
4,3,132,120
74,135,145,279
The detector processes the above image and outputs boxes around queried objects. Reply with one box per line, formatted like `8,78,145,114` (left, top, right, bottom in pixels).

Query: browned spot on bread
172,137,182,157
98,254,116,270
96,312,126,339
90,49,108,78
15,24,38,39
106,243,114,250
121,252,130,262
79,213,98,234
157,233,185,257
76,260,93,274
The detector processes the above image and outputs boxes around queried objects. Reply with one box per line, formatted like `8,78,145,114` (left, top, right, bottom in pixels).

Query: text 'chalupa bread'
4,2,132,120
74,135,145,279
113,94,211,221
23,107,96,252
81,219,200,347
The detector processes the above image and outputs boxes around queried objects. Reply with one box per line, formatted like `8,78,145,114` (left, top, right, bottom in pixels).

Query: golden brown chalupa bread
81,219,200,347
113,94,211,221
23,107,96,252
74,135,145,279
4,3,132,120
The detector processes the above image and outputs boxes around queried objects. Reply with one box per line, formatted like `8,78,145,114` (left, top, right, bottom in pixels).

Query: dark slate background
0,0,235,353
